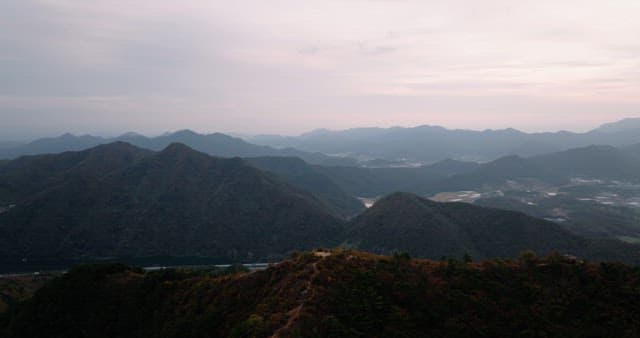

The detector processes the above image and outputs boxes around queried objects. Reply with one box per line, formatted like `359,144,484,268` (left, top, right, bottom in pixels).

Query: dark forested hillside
346,193,640,264
0,142,153,204
245,156,364,218
4,250,640,338
528,144,640,180
0,143,344,264
2,142,639,272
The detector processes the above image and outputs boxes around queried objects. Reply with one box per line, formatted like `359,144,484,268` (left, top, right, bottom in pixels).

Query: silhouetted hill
529,144,640,180
245,157,364,218
4,251,640,337
346,193,640,264
0,143,344,263
0,143,362,220
427,155,543,192
0,142,153,204
593,117,640,133
2,143,639,272
0,133,104,159
0,130,355,166
318,139,639,197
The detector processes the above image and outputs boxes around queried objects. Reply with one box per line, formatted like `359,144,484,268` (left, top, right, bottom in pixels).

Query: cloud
0,0,639,139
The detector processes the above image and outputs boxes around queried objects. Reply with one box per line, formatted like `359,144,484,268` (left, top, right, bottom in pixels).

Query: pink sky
1,0,639,138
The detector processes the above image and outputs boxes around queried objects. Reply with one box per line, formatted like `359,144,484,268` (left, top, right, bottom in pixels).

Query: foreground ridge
3,249,640,337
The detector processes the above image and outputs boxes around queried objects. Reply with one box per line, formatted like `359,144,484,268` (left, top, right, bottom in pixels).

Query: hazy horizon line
4,116,639,143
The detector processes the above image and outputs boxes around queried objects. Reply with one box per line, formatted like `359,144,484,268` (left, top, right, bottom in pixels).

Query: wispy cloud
1,0,639,139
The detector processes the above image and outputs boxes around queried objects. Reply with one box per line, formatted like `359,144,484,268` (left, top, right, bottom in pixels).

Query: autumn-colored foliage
3,250,640,337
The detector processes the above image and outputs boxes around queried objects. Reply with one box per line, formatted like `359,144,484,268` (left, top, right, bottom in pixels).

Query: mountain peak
0,141,343,263
159,142,199,155
347,191,614,261
72,142,152,171
377,191,424,204
95,140,135,148
593,117,640,133
363,192,438,215
171,129,199,137
118,131,144,138
84,141,144,154
156,142,245,168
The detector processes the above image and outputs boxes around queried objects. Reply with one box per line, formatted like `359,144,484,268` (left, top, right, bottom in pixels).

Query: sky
1,0,639,140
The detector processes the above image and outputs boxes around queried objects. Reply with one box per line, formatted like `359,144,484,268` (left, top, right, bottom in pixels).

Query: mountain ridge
594,117,640,133
2,142,640,270
0,142,345,263
0,130,357,166
346,192,640,264
4,250,640,337
249,118,640,163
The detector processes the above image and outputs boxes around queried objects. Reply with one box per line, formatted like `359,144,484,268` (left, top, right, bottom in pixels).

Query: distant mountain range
594,117,640,133
0,130,357,166
11,125,640,201
1,143,639,268
317,142,640,197
249,117,640,163
3,118,640,167
429,143,640,192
